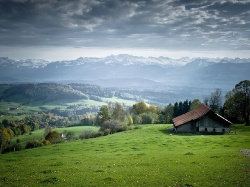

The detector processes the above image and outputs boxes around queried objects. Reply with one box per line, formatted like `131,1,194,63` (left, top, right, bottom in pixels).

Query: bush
92,131,104,138
103,129,111,136
133,115,142,124
45,131,63,144
25,140,43,149
13,143,22,151
65,131,75,140
79,130,104,139
79,130,97,139
141,113,153,124
1,143,23,154
100,120,125,134
42,140,51,146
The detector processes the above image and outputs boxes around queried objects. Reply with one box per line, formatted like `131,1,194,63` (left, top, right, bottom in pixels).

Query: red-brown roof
173,104,211,127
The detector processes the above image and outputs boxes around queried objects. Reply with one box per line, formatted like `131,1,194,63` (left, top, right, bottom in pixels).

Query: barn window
222,129,225,132
213,128,215,132
205,128,207,132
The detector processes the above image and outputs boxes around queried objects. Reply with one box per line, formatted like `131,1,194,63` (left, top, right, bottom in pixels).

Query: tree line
0,83,114,102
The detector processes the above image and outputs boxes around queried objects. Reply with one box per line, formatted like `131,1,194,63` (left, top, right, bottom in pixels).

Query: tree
141,112,158,124
132,115,142,124
80,115,95,126
224,80,250,126
127,115,133,126
148,105,157,113
20,124,30,134
45,131,63,144
111,103,126,122
0,128,11,149
190,99,201,111
97,105,111,125
131,102,148,115
163,104,174,124
173,102,179,118
183,100,190,114
44,125,52,138
208,89,222,113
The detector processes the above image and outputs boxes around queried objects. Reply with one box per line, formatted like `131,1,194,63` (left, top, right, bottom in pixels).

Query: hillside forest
0,80,249,153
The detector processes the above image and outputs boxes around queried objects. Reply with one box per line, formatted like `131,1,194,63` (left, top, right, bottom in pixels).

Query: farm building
172,104,232,133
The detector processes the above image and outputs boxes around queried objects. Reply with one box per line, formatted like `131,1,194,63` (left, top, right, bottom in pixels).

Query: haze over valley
1,55,249,104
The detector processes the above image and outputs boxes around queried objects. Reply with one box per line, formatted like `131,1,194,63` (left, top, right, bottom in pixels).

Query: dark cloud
0,0,249,52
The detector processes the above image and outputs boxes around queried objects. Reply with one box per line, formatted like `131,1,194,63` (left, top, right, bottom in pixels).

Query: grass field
11,126,100,147
0,96,136,122
0,124,249,187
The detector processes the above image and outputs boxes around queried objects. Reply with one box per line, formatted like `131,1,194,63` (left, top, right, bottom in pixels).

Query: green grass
102,97,137,106
1,124,250,187
11,126,99,147
0,97,135,122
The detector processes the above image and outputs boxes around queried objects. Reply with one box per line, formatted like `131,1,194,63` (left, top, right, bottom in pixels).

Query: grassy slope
0,96,136,122
11,126,99,147
0,124,249,187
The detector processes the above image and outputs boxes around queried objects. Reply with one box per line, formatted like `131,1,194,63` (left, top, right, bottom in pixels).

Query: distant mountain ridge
0,55,249,96
1,55,249,68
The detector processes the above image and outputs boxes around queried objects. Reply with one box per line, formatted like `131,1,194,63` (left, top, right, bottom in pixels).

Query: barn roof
173,104,227,127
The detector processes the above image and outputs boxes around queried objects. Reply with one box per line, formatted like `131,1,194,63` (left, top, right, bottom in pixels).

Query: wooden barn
172,104,232,133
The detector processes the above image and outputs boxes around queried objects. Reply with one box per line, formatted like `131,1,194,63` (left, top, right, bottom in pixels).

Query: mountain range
0,54,249,103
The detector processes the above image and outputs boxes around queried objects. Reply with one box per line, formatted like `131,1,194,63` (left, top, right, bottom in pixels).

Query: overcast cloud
0,0,250,60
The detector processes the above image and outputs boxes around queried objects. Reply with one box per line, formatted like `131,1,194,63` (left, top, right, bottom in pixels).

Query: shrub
65,131,75,140
79,130,103,139
1,143,23,154
103,129,111,136
25,140,43,149
133,115,142,124
79,130,95,139
45,131,63,144
141,113,153,124
92,131,103,138
100,120,125,134
42,140,51,146
14,143,22,151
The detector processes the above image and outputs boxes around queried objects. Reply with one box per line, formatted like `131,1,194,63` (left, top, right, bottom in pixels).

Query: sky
0,0,250,60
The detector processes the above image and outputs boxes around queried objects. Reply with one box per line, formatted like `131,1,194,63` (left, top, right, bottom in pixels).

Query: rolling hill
0,124,249,186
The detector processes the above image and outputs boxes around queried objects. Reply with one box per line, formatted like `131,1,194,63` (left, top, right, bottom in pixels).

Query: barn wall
198,115,230,133
176,121,195,133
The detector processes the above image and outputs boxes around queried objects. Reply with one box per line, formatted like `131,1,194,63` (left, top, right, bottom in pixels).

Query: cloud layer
0,0,250,57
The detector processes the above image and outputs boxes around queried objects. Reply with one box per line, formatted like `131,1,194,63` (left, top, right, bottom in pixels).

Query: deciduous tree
208,89,222,113
45,131,63,144
224,80,250,126
111,103,126,122
97,105,111,125
190,99,201,111
131,102,148,115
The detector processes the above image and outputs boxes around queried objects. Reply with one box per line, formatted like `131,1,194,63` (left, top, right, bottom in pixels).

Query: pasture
0,124,249,186
0,96,136,122
11,126,99,147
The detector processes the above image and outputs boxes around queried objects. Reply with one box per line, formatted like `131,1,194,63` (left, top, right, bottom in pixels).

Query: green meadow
10,126,99,147
0,96,136,122
0,124,249,187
